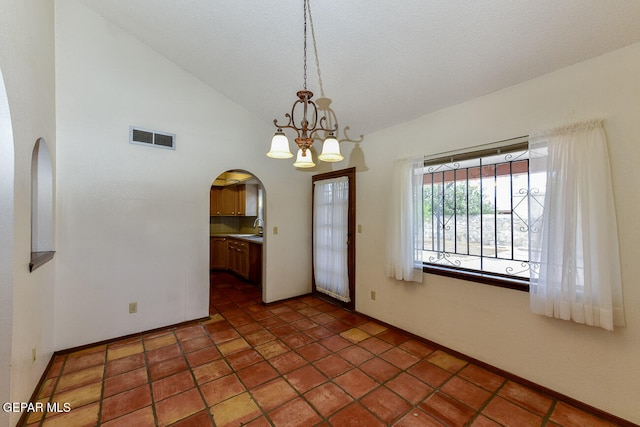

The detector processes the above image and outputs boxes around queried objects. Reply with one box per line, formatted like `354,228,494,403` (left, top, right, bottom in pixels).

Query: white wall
0,1,57,426
0,65,15,427
54,0,313,350
353,42,640,423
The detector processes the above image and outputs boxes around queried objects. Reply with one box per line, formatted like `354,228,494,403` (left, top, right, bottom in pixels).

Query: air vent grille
154,133,174,147
132,129,153,144
129,126,176,150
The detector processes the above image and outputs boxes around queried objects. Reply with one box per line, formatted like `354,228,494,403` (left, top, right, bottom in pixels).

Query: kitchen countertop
210,233,263,244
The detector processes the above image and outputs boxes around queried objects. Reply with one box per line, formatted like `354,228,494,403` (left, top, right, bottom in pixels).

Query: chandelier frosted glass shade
266,130,294,159
293,148,315,168
317,134,343,162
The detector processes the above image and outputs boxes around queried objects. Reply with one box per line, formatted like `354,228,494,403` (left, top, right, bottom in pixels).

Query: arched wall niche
30,137,55,271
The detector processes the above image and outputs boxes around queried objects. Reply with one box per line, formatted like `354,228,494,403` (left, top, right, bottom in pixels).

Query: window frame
420,138,531,292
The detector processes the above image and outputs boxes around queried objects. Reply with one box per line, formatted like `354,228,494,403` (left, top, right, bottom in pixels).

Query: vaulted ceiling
78,0,640,136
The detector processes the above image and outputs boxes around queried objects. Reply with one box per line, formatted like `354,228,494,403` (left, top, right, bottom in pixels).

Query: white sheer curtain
386,157,424,283
529,120,625,330
313,176,350,302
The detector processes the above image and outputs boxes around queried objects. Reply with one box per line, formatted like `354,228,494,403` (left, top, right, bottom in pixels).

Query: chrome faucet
253,217,264,236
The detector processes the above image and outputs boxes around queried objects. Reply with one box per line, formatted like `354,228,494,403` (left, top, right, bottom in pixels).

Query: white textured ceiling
78,0,640,136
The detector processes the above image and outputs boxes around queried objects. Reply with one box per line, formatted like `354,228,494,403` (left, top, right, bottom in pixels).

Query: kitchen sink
231,234,263,241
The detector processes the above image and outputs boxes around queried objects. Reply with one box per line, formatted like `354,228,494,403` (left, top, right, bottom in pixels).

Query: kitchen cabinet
210,236,228,270
236,184,258,216
210,184,258,216
227,238,250,279
211,234,263,284
210,186,236,215
220,186,236,215
210,187,222,216
227,239,235,271
248,241,262,286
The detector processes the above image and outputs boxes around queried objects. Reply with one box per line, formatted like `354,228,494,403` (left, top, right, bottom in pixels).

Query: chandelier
266,0,343,168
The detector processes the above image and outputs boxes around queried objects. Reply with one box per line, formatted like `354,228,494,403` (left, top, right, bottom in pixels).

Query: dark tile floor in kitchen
25,272,622,426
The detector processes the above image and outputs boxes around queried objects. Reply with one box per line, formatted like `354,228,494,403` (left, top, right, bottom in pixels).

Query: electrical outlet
32,347,36,363
129,302,138,314
273,226,278,235
358,224,363,233
370,291,376,301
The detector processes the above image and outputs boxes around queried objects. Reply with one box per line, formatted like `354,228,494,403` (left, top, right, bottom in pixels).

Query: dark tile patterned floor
24,272,621,426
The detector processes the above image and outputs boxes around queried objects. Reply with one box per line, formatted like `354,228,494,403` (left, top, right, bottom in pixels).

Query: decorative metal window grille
422,146,542,283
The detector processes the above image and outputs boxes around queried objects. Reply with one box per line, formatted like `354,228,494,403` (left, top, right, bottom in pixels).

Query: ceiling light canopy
267,0,343,168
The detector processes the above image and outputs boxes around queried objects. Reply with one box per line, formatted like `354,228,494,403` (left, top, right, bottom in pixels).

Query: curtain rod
424,135,528,165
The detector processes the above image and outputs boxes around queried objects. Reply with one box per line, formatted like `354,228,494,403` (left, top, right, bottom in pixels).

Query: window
421,140,540,290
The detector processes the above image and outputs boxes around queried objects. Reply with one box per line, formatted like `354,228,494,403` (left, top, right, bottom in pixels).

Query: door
312,167,356,311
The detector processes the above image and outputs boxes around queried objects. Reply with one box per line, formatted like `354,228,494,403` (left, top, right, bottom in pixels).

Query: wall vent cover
129,126,176,150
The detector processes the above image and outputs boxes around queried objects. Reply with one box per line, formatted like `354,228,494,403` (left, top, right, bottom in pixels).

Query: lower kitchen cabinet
211,236,262,285
210,237,228,270
248,241,262,286
228,238,250,279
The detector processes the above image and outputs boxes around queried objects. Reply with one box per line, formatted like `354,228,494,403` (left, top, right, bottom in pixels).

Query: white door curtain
528,119,625,330
386,157,424,283
313,176,350,302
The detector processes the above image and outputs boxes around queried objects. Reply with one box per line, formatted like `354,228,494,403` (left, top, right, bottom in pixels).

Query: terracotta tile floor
25,272,622,426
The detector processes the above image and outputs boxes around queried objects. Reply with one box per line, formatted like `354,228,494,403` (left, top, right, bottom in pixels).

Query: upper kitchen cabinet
219,186,236,215
210,186,221,215
210,184,258,216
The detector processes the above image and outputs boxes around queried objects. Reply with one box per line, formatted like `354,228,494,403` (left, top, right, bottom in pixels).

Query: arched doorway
0,68,15,425
208,170,266,308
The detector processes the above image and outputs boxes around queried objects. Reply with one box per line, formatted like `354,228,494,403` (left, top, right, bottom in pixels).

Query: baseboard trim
16,316,210,426
53,316,211,356
18,306,634,427
353,310,635,427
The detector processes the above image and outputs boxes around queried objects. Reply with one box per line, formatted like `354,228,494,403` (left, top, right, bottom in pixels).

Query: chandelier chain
307,0,324,97
303,0,308,90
